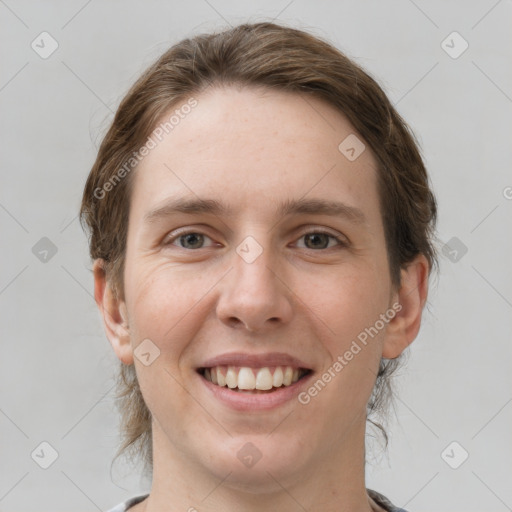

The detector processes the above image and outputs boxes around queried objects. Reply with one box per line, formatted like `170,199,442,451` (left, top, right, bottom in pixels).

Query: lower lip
198,371,314,411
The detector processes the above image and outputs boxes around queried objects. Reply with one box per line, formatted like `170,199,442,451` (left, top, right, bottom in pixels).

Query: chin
206,435,310,492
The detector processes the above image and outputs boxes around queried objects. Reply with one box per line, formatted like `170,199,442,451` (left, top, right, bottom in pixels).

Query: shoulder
367,488,409,512
106,491,405,512
104,493,149,512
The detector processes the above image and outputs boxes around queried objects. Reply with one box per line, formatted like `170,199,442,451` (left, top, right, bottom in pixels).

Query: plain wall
1,1,511,510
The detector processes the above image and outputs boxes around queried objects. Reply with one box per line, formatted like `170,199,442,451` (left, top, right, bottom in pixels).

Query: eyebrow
143,197,367,225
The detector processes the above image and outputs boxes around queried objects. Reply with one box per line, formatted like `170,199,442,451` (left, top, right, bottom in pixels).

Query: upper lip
198,352,313,370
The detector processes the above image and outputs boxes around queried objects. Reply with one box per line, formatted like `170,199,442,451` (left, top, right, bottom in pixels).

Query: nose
216,244,293,332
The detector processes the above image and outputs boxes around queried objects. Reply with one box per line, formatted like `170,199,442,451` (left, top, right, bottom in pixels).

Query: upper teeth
203,366,304,390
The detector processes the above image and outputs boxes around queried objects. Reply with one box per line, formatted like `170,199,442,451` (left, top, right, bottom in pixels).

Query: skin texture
94,86,428,512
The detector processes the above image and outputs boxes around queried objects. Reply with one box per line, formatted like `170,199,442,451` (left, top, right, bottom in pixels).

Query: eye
166,231,215,250
295,231,346,250
163,229,346,251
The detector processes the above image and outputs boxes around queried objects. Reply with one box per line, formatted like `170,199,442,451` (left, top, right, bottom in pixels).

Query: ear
382,254,429,359
93,259,134,365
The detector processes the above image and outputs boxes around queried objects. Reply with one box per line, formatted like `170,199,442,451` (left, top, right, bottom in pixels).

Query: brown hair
80,22,437,476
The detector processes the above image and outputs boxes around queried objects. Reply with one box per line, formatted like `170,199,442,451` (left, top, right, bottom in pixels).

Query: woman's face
103,86,419,490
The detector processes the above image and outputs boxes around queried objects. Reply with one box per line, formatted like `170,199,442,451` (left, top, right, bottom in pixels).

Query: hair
80,21,438,477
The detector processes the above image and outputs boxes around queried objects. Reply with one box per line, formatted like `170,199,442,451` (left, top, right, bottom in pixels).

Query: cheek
302,264,389,352
124,263,211,429
126,261,199,334
297,265,389,407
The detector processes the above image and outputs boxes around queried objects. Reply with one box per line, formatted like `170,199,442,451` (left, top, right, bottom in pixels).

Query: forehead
130,86,380,221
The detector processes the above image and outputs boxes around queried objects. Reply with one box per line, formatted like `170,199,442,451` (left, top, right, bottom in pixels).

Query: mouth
196,366,313,394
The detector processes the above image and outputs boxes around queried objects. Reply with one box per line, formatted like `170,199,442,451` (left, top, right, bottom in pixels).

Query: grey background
1,1,511,511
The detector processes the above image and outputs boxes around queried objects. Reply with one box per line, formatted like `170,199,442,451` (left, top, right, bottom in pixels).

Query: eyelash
164,228,348,250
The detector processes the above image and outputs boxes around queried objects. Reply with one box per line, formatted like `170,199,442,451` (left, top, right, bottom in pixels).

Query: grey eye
178,233,205,249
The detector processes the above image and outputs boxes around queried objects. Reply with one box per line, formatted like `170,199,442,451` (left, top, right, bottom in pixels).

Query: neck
140,412,378,512
138,412,381,512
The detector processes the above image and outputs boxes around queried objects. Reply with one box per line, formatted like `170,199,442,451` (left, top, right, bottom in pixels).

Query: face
97,86,426,492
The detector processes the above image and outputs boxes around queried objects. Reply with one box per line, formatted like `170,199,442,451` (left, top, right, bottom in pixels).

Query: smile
195,352,315,410
198,366,312,393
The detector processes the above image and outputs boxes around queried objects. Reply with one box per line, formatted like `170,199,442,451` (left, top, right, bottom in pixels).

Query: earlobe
382,254,429,359
93,259,134,365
